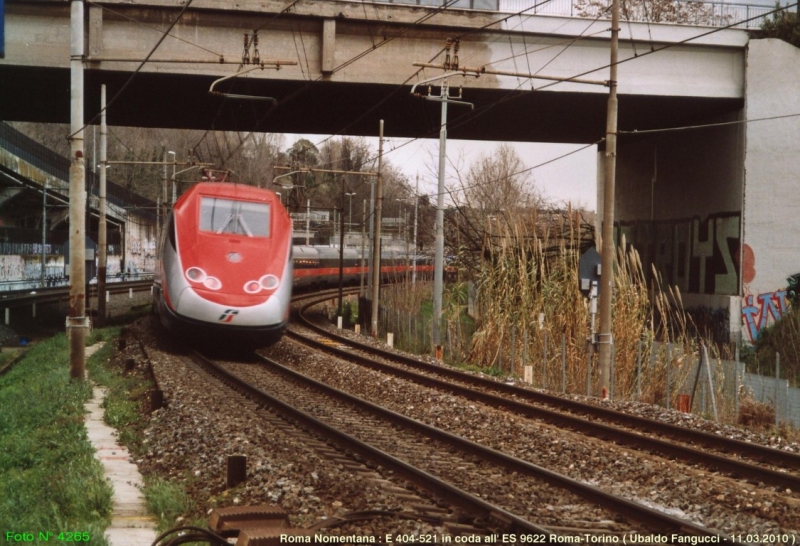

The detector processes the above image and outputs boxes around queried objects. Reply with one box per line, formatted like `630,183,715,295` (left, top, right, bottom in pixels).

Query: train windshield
200,197,270,237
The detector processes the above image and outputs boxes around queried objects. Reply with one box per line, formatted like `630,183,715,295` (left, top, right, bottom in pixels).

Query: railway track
119,290,798,542
189,345,750,541
288,293,800,492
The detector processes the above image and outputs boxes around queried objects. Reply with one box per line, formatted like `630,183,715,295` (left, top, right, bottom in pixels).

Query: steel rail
0,280,152,307
293,295,800,480
188,350,554,537
238,350,736,540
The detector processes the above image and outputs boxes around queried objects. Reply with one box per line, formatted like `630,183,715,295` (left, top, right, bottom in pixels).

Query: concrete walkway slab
84,343,158,546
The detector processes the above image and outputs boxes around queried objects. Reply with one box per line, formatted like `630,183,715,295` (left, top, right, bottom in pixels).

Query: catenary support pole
597,0,620,398
361,199,366,295
69,0,87,381
97,84,107,326
370,120,384,338
432,82,448,349
413,174,419,285
41,185,47,288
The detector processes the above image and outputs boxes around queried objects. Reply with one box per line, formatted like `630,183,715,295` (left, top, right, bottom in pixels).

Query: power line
85,1,223,59
70,0,196,139
619,111,800,134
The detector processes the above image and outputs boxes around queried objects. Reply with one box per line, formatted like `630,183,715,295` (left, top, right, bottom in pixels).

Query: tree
447,144,544,269
759,7,800,48
575,0,717,26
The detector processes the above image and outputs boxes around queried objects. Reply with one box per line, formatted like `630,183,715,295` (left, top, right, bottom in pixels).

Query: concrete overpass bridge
1,0,749,142
1,0,799,342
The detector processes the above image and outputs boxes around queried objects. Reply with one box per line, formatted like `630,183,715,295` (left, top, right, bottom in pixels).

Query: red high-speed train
153,182,293,345
154,181,433,346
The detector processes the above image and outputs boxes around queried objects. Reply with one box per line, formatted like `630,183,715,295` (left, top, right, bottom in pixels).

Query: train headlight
203,276,222,290
186,267,206,282
259,274,280,291
243,280,262,294
243,274,280,294
186,267,222,290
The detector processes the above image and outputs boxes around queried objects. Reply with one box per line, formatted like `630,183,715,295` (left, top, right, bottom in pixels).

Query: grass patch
86,323,205,533
85,327,153,462
0,334,112,545
144,477,194,532
0,347,23,371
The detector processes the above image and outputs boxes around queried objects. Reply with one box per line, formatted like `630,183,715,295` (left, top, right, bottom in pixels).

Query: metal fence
351,0,780,28
499,0,776,27
742,367,800,428
371,306,800,427
378,306,477,362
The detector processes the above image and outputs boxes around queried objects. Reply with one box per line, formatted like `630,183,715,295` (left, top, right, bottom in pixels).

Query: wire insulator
252,31,260,65
243,33,251,64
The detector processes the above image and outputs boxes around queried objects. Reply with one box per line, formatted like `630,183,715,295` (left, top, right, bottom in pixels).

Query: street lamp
345,192,356,233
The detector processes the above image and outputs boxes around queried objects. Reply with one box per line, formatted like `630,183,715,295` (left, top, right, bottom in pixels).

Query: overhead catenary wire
619,111,800,134
192,0,469,168
104,2,796,204
379,0,798,181
85,1,224,60
70,0,196,139
199,0,561,168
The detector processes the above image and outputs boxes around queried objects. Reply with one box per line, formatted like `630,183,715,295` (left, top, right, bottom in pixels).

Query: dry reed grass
470,210,704,406
378,208,753,424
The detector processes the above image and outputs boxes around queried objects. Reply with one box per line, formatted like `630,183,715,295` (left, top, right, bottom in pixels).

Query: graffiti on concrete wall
125,235,156,275
0,255,25,280
615,212,741,296
107,256,121,276
741,289,790,343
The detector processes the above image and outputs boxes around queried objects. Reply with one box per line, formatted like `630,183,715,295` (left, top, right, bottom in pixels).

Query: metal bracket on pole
66,316,92,331
595,332,613,345
208,63,295,102
410,72,477,110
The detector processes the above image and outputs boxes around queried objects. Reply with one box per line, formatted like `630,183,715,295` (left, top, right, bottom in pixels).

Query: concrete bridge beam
1,0,747,141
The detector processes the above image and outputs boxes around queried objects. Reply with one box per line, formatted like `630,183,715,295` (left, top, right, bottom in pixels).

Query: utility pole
97,84,107,326
412,174,419,285
432,81,448,351
68,0,87,381
346,192,356,231
361,199,367,295
338,178,346,317
597,0,621,398
367,168,376,295
410,40,475,352
41,184,47,288
370,120,384,338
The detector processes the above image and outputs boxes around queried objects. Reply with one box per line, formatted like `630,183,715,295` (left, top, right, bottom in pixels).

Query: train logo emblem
218,309,240,323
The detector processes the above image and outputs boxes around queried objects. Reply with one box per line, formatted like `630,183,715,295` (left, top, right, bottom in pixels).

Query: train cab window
167,215,176,250
200,198,270,237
